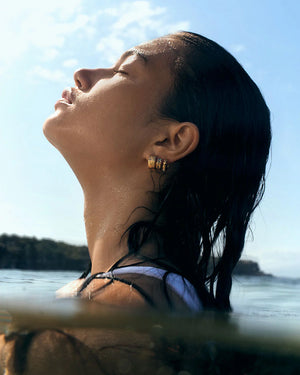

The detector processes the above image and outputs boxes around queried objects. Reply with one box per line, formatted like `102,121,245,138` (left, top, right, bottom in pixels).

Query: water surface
1,270,300,336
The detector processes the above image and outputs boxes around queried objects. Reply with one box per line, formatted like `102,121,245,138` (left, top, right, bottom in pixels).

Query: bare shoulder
83,276,191,312
56,276,148,309
86,278,149,309
57,274,192,312
56,278,85,298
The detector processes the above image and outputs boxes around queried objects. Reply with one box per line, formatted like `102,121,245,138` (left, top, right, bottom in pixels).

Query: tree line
0,233,269,276
0,234,90,271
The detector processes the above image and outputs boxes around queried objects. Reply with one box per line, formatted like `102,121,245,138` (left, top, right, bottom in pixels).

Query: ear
145,122,199,163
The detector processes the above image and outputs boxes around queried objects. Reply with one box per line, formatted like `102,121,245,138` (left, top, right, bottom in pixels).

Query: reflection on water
1,270,300,374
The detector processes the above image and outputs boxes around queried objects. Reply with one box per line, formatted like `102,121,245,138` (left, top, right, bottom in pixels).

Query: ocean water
1,269,300,375
0,270,300,334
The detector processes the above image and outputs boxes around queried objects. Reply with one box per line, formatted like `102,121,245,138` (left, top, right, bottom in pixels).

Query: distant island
0,234,271,276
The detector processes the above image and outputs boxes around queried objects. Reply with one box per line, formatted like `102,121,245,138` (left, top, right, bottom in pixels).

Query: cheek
43,79,162,166
95,88,155,125
49,104,145,168
77,89,155,146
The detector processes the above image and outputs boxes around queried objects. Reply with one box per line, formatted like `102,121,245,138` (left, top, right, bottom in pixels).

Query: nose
73,68,92,91
73,68,109,91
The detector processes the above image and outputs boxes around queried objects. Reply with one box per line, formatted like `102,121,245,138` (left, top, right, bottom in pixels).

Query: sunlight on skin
0,1,299,277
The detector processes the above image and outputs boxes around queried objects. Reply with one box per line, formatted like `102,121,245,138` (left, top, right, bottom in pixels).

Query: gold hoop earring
148,156,168,172
162,159,168,172
148,155,157,169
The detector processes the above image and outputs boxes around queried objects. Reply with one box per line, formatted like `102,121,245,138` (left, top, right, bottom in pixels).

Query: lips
61,88,74,104
55,87,76,110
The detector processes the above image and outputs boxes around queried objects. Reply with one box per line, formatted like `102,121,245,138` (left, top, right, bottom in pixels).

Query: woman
0,30,271,375
45,30,271,313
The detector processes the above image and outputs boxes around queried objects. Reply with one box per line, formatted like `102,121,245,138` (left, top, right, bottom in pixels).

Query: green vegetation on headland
0,234,90,271
0,233,271,276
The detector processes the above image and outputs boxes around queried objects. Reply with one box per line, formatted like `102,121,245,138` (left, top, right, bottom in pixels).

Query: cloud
0,1,190,80
42,49,60,61
0,0,91,68
28,66,68,83
20,13,90,49
95,1,190,64
111,2,165,30
97,36,126,65
63,59,79,68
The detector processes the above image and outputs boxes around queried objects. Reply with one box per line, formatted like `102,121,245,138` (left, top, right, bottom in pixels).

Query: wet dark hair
127,31,271,311
82,31,271,312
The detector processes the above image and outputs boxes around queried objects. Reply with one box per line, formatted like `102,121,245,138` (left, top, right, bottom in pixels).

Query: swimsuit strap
95,274,156,308
108,266,202,311
78,269,156,308
79,266,202,311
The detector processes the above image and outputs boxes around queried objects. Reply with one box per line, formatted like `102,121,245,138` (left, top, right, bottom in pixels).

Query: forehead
122,37,183,107
133,37,181,62
132,37,187,81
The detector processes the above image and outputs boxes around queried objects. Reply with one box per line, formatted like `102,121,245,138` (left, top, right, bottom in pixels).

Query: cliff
0,234,270,276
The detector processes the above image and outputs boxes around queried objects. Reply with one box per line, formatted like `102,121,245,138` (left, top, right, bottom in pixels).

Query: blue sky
0,0,299,277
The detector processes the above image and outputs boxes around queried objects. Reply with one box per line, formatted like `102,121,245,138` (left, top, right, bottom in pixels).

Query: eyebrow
119,49,149,65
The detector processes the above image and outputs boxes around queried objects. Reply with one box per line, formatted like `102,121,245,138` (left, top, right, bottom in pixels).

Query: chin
43,108,70,148
43,114,59,146
43,112,84,169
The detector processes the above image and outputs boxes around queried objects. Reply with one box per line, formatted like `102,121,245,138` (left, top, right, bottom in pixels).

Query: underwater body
1,270,300,374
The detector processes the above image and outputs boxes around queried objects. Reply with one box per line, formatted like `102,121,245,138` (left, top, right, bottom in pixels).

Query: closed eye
113,69,128,75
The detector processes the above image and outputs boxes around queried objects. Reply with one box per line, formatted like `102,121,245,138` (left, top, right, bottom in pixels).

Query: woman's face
43,37,179,179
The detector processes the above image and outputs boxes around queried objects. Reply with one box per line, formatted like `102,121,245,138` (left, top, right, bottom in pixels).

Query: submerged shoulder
1,330,102,375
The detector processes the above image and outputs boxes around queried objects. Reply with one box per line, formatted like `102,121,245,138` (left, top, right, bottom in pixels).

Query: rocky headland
0,234,271,276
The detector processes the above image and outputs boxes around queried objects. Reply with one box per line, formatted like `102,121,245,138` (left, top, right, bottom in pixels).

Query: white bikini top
94,266,203,312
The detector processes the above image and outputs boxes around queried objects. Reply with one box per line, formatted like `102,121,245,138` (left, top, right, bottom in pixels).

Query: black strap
77,272,156,308
77,272,100,294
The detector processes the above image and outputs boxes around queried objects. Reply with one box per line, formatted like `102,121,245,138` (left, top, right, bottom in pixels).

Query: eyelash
113,69,128,75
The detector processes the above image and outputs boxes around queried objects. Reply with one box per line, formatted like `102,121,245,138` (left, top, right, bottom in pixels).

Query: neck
83,179,158,275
